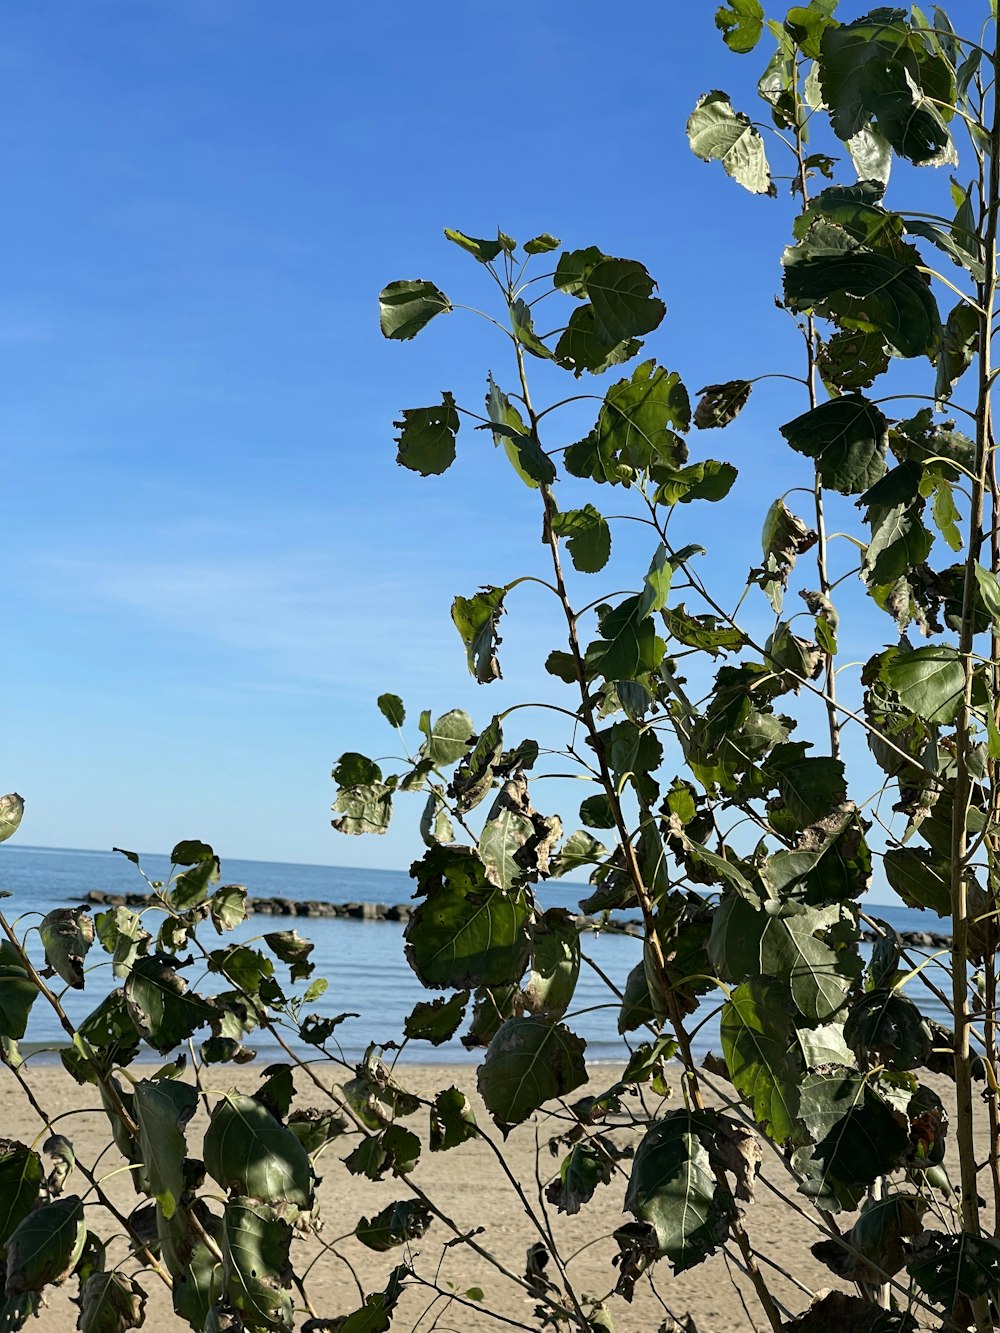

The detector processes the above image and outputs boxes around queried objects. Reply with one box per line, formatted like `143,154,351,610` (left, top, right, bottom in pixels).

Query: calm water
0,844,953,1071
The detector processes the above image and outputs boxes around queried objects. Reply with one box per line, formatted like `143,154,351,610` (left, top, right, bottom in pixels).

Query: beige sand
0,1058,948,1332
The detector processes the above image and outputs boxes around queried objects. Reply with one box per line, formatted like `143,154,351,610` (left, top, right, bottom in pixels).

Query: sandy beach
0,1055,905,1333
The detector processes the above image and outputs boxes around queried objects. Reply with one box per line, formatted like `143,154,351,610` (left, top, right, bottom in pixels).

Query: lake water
0,844,954,1070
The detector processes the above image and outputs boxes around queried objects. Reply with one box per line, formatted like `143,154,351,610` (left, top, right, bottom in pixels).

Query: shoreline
3,1058,845,1333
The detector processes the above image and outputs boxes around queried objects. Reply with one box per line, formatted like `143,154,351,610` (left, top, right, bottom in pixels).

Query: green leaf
618,962,655,1034
429,1086,479,1152
783,226,941,360
817,329,891,392
79,1272,147,1333
524,233,560,254
0,1141,43,1245
550,505,611,573
377,693,405,727
134,1078,197,1220
523,909,580,1021
654,459,737,506
844,992,932,1072
975,564,1000,627
936,299,980,409
344,1124,420,1180
419,791,455,847
715,0,763,52
403,991,469,1045
661,605,746,656
4,1196,86,1294
331,753,394,837
687,90,775,194
784,1,838,58
419,708,474,766
546,1140,614,1215
336,1267,409,1333
883,847,950,915
720,980,801,1143
594,360,689,485
769,749,847,827
39,908,94,990
794,1072,909,1211
204,1092,314,1209
554,305,642,377
585,598,666,683
221,1198,293,1330
711,896,855,1023
909,1232,1000,1308
780,394,888,495
452,586,507,683
819,10,956,166
693,379,752,429
405,845,532,989
123,954,214,1054
882,645,965,724
443,228,504,263
484,374,546,488
170,854,220,910
262,930,314,981
379,279,451,340
926,476,962,560
0,794,24,844
0,942,38,1041
586,260,666,346
624,1111,726,1271
478,1018,587,1131
554,246,606,297
394,392,459,476
550,829,607,878
760,807,870,905
209,884,248,934
169,839,215,866
356,1200,432,1252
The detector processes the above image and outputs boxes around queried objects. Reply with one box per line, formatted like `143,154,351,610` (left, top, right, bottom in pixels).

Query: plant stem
949,30,1000,1331
512,334,786,1333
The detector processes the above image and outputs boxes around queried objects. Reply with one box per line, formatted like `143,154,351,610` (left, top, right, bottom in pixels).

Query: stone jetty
77,890,953,948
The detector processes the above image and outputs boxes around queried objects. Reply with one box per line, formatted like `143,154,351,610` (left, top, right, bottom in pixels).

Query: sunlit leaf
452,586,507,683
134,1078,197,1220
205,1092,314,1209
443,228,504,263
687,90,775,194
394,392,459,476
0,794,24,844
221,1197,293,1330
550,505,611,573
715,0,763,52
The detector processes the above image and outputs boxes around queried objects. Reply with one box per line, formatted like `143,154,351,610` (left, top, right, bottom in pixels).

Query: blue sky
3,2,942,876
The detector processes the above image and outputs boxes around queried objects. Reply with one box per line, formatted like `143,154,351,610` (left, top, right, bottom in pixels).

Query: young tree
5,3,1000,1331
334,2,1000,1328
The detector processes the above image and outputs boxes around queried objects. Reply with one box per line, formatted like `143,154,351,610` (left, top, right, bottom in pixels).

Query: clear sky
3,1,931,875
